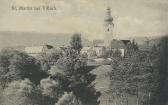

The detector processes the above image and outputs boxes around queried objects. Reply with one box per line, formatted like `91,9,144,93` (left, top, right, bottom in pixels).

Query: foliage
125,40,139,57
57,49,99,105
70,33,83,54
40,77,63,99
150,36,168,105
38,48,62,71
55,92,83,105
51,47,100,105
132,40,139,51
0,48,47,88
1,79,44,105
110,50,159,105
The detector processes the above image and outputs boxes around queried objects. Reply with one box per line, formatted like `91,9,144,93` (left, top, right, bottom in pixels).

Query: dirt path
91,65,111,93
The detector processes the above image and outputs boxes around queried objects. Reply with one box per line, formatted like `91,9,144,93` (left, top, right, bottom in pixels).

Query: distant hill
0,31,164,50
0,31,92,50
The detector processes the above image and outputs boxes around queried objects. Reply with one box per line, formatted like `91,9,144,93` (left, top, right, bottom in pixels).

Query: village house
109,39,131,57
24,44,53,57
81,46,92,55
81,40,105,59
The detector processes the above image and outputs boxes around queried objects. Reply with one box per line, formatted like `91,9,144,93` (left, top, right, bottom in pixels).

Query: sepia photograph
0,0,168,105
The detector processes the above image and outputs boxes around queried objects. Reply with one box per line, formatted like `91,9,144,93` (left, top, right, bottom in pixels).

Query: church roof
121,40,131,45
110,39,129,49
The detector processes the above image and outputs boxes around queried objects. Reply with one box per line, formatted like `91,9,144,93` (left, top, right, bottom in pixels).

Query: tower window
107,28,109,31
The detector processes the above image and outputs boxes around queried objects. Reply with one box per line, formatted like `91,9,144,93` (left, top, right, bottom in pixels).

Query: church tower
104,7,114,47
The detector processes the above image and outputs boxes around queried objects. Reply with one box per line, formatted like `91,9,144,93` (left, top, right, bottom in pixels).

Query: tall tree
70,33,83,54
110,51,158,105
50,47,100,105
151,36,168,105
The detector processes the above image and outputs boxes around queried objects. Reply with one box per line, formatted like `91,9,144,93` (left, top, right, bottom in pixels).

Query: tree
110,56,129,105
0,48,47,88
125,40,139,57
40,77,63,99
1,79,44,105
55,92,83,105
110,51,158,105
70,33,83,54
51,47,100,105
131,40,139,52
151,36,168,105
38,48,62,71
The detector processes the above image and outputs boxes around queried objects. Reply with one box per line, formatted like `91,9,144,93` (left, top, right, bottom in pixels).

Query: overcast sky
0,0,168,40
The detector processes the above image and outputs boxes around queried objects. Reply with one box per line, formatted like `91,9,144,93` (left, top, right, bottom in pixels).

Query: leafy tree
50,46,100,105
55,92,83,105
1,79,44,105
110,51,158,105
135,42,139,51
125,40,139,57
151,36,168,105
131,40,138,51
38,48,62,71
110,56,129,105
0,48,47,88
45,48,62,63
40,77,63,98
70,33,83,54
128,54,157,105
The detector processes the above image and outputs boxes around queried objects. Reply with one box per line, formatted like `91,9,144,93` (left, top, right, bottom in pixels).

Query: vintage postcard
0,0,167,105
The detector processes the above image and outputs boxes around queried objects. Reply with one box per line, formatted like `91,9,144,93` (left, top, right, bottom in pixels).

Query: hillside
0,31,163,50
0,31,92,49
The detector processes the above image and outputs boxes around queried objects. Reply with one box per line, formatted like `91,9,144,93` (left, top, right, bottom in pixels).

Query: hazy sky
0,0,168,40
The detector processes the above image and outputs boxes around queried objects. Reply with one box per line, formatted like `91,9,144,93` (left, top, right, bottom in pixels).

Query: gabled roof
121,40,131,45
46,44,53,49
25,44,53,54
110,39,127,49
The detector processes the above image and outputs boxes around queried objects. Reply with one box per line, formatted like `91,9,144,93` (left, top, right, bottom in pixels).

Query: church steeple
104,7,113,26
104,7,114,47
